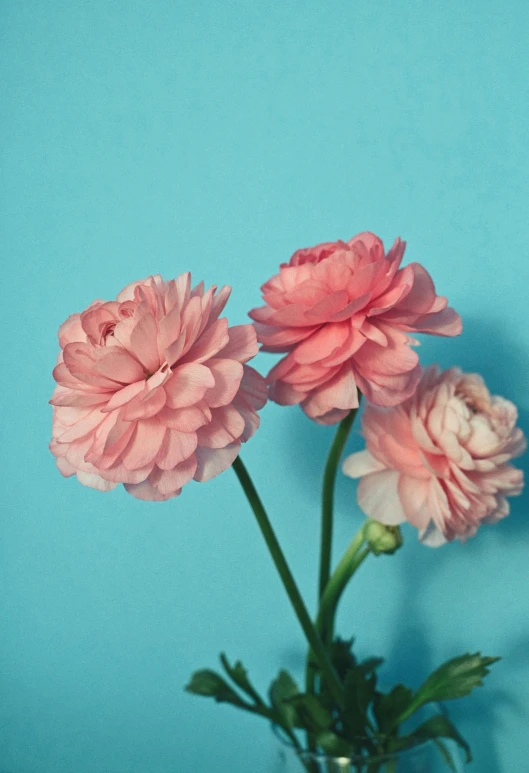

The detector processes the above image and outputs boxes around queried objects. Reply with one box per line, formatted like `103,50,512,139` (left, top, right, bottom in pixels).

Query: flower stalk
232,456,345,709
319,400,362,602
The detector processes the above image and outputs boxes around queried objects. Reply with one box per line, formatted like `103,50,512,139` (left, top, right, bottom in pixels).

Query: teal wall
1,2,528,771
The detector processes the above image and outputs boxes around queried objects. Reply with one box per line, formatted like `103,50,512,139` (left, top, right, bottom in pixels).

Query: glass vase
273,705,464,773
275,740,463,772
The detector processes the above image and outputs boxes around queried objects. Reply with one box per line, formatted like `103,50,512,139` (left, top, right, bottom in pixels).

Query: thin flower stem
319,401,361,602
318,536,370,643
305,530,370,702
232,456,345,709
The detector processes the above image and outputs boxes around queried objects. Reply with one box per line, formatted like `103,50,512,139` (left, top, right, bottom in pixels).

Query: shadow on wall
273,315,528,773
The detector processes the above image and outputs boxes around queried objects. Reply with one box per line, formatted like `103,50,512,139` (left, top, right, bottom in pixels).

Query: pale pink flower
343,366,526,545
50,274,266,501
250,233,461,424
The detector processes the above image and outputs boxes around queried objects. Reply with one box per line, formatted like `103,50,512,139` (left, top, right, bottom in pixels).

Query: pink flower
249,233,461,424
50,274,267,501
342,366,526,545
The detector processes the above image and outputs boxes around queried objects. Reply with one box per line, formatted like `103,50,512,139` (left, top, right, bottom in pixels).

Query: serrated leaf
185,669,242,705
269,670,300,729
357,657,384,675
315,730,352,757
373,684,413,733
286,693,333,734
416,653,500,704
220,654,263,705
390,714,472,764
330,637,357,680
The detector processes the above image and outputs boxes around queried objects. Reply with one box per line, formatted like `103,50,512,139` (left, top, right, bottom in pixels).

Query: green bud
364,520,403,556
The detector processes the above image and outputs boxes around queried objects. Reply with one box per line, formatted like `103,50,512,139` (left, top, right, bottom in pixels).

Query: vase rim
274,728,438,764
272,701,452,765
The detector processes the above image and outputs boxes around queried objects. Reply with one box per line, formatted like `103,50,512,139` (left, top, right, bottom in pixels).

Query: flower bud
364,520,403,556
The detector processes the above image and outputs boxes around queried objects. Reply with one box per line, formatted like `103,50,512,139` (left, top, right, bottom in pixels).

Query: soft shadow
279,316,528,770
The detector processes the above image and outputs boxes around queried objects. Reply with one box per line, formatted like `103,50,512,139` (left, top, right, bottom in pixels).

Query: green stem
232,456,344,709
318,539,370,643
319,402,361,601
305,530,370,704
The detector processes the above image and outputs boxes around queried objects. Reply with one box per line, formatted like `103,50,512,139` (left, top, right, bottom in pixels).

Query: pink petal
50,389,108,409
418,521,447,547
102,381,146,413
165,363,215,409
179,295,204,356
56,456,76,477
122,419,166,470
329,294,371,322
158,302,182,352
305,290,349,323
269,304,314,326
179,318,229,365
269,381,306,406
208,285,231,323
93,348,146,384
342,450,385,478
293,322,350,365
205,359,244,408
303,365,359,415
392,263,437,314
124,478,179,501
193,442,241,482
357,470,406,524
149,456,198,495
397,475,432,528
196,405,245,448
217,325,258,363
257,323,315,351
239,366,268,411
156,429,198,469
76,470,119,492
367,268,413,315
412,307,462,336
157,404,212,432
58,313,87,347
129,308,160,373
122,384,167,420
55,407,106,443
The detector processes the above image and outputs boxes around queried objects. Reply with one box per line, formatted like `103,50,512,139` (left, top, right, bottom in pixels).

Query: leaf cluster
186,643,499,770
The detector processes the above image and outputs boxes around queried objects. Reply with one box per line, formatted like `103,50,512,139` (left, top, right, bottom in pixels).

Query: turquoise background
1,1,528,771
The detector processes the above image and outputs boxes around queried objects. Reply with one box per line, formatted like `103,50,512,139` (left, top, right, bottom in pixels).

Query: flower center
101,322,117,344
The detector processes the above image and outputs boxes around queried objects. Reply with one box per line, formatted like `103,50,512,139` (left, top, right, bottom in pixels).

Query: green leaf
357,657,384,676
185,669,242,705
269,670,300,729
315,730,352,757
330,637,357,681
342,667,377,737
390,714,472,764
220,654,264,705
432,738,458,772
415,653,500,705
286,693,333,733
373,685,413,733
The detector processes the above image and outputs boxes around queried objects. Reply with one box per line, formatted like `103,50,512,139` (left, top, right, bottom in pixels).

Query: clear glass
273,706,464,773
275,740,463,773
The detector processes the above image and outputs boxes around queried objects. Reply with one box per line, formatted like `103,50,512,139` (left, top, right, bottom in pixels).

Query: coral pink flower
50,274,267,501
250,233,461,424
343,366,526,545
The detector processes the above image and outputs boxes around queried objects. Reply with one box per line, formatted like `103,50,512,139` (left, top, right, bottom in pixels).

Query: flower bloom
343,366,526,545
250,232,461,424
50,274,267,501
